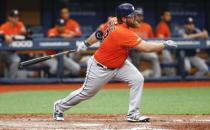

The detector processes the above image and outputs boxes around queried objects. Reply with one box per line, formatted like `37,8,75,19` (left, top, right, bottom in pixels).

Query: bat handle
51,49,76,58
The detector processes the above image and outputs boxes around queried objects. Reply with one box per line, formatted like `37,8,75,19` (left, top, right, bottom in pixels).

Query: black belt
96,63,115,70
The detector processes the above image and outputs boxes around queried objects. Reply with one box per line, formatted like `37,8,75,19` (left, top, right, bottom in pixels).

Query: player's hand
77,41,89,52
5,35,13,43
163,40,177,49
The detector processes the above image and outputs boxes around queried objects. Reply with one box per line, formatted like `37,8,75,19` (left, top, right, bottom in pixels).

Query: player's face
164,12,172,22
185,23,194,31
61,8,70,20
135,15,144,23
125,16,136,28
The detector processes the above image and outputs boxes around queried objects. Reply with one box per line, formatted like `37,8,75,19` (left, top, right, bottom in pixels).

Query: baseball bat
19,49,76,69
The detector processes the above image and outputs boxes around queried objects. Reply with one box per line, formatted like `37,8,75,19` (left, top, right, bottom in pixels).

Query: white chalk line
152,119,210,123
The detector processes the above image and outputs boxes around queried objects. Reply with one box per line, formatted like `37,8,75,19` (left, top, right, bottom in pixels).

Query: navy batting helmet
116,3,136,19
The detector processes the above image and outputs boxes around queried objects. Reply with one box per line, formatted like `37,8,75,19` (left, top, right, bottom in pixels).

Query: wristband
95,30,103,40
84,41,90,47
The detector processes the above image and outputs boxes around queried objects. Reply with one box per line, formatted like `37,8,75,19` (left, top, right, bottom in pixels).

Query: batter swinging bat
19,49,76,69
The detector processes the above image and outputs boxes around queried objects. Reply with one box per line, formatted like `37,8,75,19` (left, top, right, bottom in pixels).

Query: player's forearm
84,32,98,46
20,27,27,35
135,41,164,52
5,35,13,44
183,33,204,39
148,42,165,52
77,32,99,52
144,42,165,52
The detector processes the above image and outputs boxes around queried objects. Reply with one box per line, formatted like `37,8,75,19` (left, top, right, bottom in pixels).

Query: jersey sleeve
72,20,82,36
98,17,117,33
48,29,57,37
18,22,25,28
0,24,8,34
64,29,75,35
66,20,82,36
98,22,108,33
0,25,3,34
121,31,141,48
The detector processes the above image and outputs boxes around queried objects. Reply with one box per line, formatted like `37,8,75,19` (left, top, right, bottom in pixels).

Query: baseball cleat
53,110,64,121
127,115,150,122
53,101,64,121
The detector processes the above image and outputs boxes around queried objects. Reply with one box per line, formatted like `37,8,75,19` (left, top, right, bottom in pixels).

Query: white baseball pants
55,56,144,115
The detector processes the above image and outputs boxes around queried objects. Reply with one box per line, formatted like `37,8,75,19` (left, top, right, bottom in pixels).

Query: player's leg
63,55,81,76
189,56,208,77
184,57,191,75
162,50,176,76
114,60,149,122
53,57,116,120
6,52,20,78
43,58,58,75
140,52,161,78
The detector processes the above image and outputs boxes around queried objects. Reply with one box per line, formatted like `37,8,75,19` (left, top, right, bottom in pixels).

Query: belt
96,63,115,70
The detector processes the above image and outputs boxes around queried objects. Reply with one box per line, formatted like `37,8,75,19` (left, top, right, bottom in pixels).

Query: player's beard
132,21,139,28
126,19,137,28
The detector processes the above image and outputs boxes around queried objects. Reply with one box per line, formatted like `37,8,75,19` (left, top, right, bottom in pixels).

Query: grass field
0,87,210,114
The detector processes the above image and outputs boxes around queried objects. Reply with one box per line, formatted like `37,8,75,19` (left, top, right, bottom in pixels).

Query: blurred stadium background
0,0,210,82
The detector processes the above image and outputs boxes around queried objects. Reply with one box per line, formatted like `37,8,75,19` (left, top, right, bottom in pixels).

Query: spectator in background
156,11,171,38
0,9,26,43
44,19,81,76
48,19,76,39
180,17,209,39
60,7,82,37
156,10,176,76
177,17,209,77
130,8,161,78
0,9,25,78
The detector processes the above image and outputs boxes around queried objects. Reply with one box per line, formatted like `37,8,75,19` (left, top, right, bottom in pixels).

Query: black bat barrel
19,55,51,69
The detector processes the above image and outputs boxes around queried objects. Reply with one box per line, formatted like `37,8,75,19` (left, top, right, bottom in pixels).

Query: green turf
0,87,210,114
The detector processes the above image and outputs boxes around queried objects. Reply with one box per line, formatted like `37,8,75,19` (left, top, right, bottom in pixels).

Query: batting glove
163,40,177,49
77,41,90,52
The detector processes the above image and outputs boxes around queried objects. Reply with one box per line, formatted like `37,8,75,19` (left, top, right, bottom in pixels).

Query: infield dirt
0,114,210,130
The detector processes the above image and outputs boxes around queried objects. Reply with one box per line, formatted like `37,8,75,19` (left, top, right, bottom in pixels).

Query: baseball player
178,17,209,77
53,3,177,122
45,19,81,76
156,10,176,76
0,9,25,78
60,7,82,37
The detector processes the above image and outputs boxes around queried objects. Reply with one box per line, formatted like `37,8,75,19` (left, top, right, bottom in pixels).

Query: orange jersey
130,22,154,39
0,21,25,35
65,19,81,37
156,21,171,38
48,27,73,37
94,18,141,68
0,25,2,34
